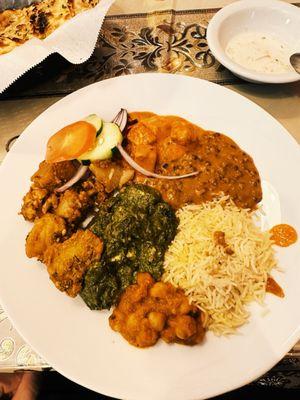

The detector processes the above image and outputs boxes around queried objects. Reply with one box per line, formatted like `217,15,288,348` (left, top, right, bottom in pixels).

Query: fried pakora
21,160,79,222
25,213,67,261
80,176,107,206
44,230,103,297
31,160,79,190
21,186,49,222
90,160,134,193
109,272,205,348
21,167,106,225
55,189,91,224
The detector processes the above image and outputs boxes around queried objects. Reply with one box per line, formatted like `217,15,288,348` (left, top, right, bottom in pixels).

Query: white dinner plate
0,73,299,400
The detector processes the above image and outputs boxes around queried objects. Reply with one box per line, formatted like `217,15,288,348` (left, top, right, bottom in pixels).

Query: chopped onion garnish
116,143,198,180
55,165,88,193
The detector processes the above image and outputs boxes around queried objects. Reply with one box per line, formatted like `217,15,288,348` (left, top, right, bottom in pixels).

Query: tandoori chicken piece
109,272,205,348
44,230,103,297
25,213,67,261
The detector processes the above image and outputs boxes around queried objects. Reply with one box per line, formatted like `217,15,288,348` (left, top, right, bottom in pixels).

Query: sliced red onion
112,108,128,132
116,143,198,180
55,165,88,193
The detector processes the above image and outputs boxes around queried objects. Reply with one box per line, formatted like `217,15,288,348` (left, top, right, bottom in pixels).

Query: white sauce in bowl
226,32,294,74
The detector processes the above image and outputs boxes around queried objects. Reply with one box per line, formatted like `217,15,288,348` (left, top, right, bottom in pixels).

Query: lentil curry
127,112,262,209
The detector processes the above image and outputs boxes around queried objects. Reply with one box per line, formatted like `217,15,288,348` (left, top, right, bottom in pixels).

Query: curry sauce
126,113,262,209
109,272,205,348
270,224,297,247
266,276,285,298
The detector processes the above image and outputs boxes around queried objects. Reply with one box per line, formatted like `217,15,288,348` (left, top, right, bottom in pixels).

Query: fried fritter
26,213,67,261
44,230,103,297
21,160,107,224
109,272,205,348
55,189,92,224
21,160,79,221
41,193,60,215
90,160,134,194
54,177,106,224
21,186,49,222
81,177,106,206
31,160,79,190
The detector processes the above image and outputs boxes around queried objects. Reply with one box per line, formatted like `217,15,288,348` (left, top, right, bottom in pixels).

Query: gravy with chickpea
109,272,205,348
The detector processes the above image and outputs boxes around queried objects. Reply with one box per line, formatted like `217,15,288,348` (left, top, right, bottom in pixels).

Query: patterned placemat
1,7,238,99
0,305,49,371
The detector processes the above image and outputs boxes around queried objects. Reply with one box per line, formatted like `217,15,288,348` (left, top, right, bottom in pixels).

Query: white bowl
207,0,300,83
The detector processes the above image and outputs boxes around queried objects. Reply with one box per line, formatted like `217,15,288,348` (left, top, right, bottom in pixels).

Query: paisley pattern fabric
2,7,236,99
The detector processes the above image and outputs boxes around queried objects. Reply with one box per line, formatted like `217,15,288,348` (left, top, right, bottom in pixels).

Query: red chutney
266,276,284,298
270,224,297,247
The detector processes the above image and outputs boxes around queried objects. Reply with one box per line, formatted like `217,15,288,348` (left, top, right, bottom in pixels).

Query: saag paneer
80,184,178,310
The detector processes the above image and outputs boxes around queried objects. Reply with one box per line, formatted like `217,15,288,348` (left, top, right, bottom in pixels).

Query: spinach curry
80,184,178,310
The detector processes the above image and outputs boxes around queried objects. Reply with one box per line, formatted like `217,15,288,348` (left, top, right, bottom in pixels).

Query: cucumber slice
84,114,103,135
78,122,123,161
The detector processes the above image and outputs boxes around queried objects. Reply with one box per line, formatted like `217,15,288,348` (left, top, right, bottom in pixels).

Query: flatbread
0,0,100,55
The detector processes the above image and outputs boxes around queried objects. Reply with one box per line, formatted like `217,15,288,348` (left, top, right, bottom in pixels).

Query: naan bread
0,0,100,55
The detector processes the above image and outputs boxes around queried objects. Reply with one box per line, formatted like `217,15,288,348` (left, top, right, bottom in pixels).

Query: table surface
0,0,300,391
